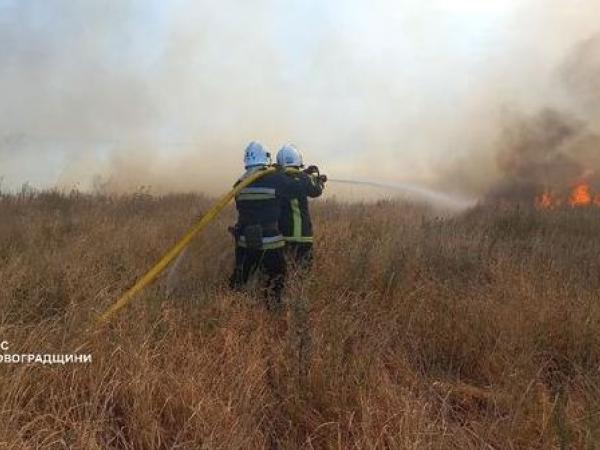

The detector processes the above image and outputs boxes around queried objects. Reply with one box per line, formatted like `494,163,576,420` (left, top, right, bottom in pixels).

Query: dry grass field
0,190,599,449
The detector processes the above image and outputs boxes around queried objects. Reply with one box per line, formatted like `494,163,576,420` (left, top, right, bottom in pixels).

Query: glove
304,165,319,175
318,174,328,183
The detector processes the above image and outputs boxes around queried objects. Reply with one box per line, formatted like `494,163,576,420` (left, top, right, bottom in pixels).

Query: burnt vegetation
0,190,599,448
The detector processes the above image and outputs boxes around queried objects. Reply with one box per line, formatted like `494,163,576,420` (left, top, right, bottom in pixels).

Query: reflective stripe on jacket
234,166,312,250
279,169,323,243
237,234,285,250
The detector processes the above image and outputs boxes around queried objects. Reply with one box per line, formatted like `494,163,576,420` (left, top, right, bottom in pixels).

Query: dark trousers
230,246,286,307
284,242,314,271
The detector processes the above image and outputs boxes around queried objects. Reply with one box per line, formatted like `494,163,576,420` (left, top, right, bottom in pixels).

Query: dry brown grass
1,190,600,449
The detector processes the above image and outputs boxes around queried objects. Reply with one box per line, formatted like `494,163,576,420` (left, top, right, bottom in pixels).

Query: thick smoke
1,1,600,199
561,32,600,120
485,32,600,203
485,109,600,202
437,29,600,203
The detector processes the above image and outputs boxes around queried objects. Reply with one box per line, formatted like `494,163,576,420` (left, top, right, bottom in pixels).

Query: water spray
97,168,477,327
328,178,477,210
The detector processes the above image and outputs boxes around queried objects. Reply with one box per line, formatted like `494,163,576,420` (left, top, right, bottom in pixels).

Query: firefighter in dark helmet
229,141,315,308
275,144,326,269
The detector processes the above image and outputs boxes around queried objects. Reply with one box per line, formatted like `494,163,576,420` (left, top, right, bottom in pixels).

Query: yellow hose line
96,166,277,325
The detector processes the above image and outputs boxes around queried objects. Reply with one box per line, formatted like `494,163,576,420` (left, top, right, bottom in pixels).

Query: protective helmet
243,141,271,168
276,143,304,167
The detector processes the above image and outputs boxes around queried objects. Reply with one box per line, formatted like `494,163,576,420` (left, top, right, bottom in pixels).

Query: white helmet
276,143,304,167
243,141,271,168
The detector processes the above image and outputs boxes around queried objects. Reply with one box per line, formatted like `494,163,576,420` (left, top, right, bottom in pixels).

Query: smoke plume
436,29,600,203
486,31,600,203
1,1,600,200
483,109,600,202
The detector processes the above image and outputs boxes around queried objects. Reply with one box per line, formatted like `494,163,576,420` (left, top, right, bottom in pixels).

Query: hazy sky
1,0,599,193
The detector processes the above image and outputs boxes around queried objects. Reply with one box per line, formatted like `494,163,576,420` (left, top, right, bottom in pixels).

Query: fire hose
96,166,278,325
96,167,463,326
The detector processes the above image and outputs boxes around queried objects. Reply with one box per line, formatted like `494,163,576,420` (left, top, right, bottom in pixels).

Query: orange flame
536,182,600,209
536,192,556,209
570,183,592,207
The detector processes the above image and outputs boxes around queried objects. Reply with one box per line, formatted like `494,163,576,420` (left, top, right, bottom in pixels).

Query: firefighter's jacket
233,167,314,250
279,168,324,244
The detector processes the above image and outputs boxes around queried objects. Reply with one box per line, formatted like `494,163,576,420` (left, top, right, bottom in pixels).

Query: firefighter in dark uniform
276,144,326,269
229,141,314,308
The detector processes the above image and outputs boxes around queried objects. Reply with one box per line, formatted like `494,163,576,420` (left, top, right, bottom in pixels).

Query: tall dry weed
0,192,599,448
